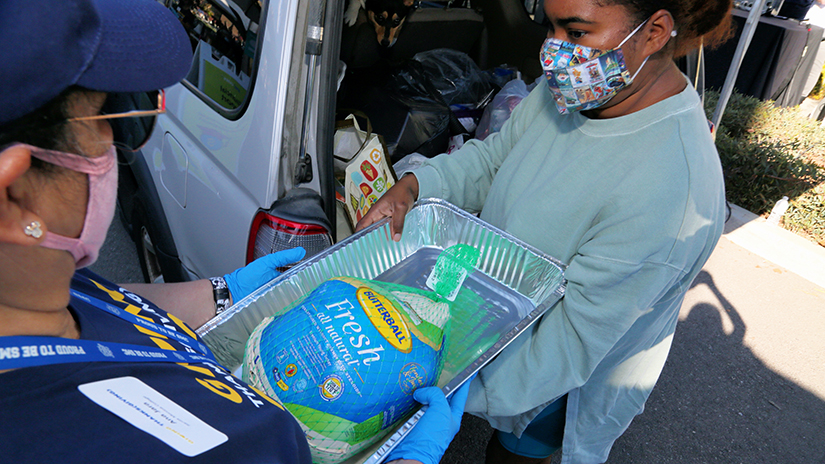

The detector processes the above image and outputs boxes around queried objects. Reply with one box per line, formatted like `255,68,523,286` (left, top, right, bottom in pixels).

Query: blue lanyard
69,288,212,357
0,336,216,370
0,288,217,371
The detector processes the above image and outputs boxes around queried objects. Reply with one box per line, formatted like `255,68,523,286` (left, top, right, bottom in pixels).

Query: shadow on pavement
442,270,825,464
610,270,825,463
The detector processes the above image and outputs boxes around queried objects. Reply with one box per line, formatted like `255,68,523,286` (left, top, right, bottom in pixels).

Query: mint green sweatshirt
413,78,725,464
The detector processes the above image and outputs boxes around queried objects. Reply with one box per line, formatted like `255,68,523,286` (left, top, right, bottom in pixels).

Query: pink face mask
25,144,118,268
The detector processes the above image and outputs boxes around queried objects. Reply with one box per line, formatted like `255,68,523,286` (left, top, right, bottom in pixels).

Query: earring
671,30,678,37
24,221,43,239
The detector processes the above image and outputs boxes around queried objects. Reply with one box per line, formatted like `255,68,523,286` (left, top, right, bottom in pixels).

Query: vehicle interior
332,0,704,235
333,0,550,234
116,0,703,283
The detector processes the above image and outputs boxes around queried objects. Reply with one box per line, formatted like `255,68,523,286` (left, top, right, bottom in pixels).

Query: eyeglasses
69,89,165,152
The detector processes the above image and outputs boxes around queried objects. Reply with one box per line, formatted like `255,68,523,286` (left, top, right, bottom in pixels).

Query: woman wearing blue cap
0,1,467,463
359,0,733,463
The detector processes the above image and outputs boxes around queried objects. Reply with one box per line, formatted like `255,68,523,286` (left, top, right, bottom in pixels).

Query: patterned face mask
540,19,649,114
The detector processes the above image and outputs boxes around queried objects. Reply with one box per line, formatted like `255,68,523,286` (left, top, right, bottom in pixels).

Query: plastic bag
412,48,491,108
387,59,467,159
393,108,453,159
244,276,449,464
475,78,533,141
486,64,521,89
392,152,430,178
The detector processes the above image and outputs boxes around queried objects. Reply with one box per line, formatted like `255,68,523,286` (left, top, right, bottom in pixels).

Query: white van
114,0,556,282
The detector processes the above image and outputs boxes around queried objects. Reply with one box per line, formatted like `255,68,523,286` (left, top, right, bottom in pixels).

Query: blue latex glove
223,247,306,302
384,376,475,464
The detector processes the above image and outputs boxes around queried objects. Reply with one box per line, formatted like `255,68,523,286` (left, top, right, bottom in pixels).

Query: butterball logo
357,288,412,353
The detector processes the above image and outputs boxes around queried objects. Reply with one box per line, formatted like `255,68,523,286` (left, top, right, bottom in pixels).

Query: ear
642,9,676,57
0,144,48,246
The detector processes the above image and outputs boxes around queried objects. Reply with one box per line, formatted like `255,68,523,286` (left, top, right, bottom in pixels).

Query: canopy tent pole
711,0,770,140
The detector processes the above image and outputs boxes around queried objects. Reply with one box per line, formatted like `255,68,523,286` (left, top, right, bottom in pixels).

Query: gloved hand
223,247,306,303
384,376,475,464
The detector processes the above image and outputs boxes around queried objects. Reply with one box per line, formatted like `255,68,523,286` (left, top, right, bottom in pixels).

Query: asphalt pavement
91,204,825,464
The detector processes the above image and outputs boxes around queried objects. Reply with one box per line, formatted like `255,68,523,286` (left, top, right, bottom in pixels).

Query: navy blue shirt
0,269,312,464
779,0,815,19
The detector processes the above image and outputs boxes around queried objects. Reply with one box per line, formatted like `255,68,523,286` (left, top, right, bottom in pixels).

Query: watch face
210,277,231,314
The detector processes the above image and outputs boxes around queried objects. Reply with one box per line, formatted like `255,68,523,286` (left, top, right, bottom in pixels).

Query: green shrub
785,184,825,247
713,130,822,214
704,90,825,247
704,91,773,139
746,106,825,165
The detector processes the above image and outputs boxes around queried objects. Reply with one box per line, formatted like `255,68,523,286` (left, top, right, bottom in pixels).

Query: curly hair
600,0,735,57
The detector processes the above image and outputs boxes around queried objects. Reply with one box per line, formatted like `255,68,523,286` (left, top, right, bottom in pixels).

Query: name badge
78,376,228,456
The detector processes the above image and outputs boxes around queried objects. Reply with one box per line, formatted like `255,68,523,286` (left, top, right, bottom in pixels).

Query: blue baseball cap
0,0,192,126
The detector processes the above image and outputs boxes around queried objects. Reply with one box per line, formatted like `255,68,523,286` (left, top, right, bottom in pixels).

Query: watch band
209,276,231,316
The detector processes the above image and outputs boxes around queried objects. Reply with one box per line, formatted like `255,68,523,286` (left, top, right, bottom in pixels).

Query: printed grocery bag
333,114,396,226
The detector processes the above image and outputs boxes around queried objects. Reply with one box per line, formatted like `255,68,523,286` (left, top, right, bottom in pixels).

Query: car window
166,0,262,113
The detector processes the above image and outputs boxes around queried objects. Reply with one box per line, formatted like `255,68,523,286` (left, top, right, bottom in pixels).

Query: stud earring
24,221,43,239
671,30,678,37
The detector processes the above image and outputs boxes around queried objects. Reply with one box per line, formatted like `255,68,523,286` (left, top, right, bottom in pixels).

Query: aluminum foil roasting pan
196,198,566,463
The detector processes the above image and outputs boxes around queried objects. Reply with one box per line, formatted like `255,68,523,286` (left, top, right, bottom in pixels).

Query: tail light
247,212,333,265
